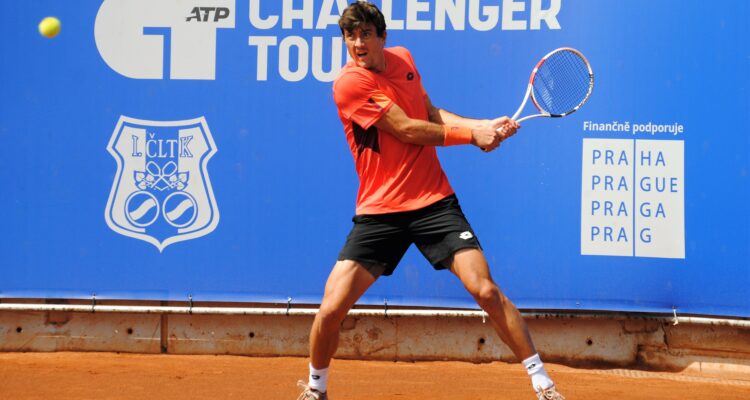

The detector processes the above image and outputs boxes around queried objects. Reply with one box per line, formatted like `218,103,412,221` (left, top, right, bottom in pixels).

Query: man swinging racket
298,2,565,399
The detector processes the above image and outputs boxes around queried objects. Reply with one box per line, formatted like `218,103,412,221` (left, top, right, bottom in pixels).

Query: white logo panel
95,0,235,80
581,139,685,259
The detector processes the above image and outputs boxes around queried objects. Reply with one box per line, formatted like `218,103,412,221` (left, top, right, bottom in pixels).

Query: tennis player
298,2,565,399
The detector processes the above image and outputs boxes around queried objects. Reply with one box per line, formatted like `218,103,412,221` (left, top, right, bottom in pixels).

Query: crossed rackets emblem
134,161,190,191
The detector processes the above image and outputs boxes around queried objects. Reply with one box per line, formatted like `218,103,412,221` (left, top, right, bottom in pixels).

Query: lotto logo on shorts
105,116,220,251
459,231,474,240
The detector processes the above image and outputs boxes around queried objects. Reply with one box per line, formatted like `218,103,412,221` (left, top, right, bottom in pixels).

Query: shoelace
537,386,566,400
297,380,324,400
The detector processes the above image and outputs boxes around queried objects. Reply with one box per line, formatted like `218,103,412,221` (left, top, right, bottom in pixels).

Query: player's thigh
319,259,378,317
450,248,491,277
449,248,502,298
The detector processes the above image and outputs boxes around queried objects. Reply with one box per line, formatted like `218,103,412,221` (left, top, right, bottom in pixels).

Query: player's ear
382,30,387,44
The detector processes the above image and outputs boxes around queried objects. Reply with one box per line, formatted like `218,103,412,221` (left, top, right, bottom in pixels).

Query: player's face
344,23,386,72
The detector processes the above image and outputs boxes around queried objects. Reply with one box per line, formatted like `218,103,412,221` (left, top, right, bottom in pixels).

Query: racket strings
532,50,592,116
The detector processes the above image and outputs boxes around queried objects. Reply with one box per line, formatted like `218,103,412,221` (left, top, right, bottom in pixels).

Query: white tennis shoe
537,386,566,400
296,380,328,400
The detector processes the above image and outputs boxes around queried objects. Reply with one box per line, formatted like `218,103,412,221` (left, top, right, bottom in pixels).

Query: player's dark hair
339,1,386,37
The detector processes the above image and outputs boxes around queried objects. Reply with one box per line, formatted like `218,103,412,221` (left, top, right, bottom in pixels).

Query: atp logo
105,116,220,251
95,0,235,80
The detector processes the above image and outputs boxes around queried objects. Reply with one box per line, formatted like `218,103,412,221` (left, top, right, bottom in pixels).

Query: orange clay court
1,352,749,399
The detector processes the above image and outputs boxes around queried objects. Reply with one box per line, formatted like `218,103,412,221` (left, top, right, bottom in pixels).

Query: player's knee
316,304,347,330
475,281,502,310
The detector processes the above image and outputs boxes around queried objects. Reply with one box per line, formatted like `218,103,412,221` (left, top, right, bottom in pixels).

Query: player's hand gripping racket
511,47,594,123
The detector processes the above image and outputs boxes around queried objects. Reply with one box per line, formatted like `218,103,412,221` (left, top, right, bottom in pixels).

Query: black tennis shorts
337,194,482,278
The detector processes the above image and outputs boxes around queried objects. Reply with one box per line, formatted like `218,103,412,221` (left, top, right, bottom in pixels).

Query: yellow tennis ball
38,17,61,39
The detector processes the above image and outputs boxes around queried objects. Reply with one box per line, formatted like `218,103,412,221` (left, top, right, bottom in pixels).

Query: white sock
522,353,554,392
308,363,328,393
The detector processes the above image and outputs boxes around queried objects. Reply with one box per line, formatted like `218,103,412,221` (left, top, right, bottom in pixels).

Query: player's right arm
424,94,519,142
373,103,501,150
333,70,502,151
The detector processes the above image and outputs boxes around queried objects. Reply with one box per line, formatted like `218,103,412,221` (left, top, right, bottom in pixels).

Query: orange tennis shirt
333,47,454,215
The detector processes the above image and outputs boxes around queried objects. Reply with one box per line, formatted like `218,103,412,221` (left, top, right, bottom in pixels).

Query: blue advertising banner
1,1,748,317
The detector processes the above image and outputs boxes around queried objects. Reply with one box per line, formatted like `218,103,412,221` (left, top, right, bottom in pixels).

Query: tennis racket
511,47,594,123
